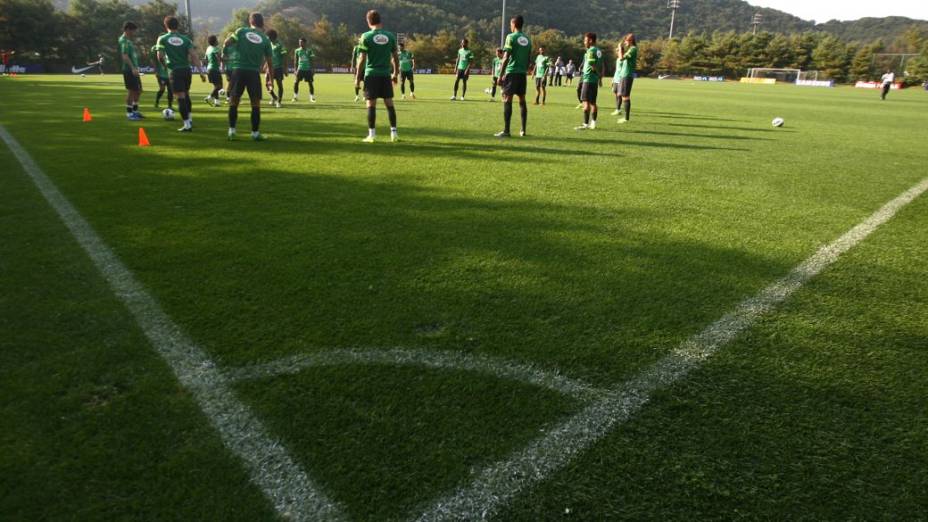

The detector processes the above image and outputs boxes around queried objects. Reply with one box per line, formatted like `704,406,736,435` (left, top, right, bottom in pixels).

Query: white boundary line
416,177,928,521
0,125,344,521
227,348,607,402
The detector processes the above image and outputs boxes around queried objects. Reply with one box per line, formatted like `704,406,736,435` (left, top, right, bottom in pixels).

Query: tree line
3,0,927,83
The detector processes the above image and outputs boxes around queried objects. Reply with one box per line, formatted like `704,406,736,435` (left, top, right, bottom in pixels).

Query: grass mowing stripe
0,124,343,522
226,347,607,401
417,176,928,521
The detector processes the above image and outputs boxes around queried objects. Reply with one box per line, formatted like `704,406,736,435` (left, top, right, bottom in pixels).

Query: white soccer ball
162,108,175,120
772,117,785,128
81,73,86,78
484,87,491,95
218,88,226,97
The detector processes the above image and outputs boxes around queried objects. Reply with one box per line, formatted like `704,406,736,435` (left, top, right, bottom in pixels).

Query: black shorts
123,70,141,91
456,70,469,81
501,73,527,97
364,75,394,100
297,69,314,82
207,69,222,86
535,77,547,89
169,68,192,93
401,71,414,82
230,69,262,101
580,81,599,104
273,68,284,82
613,77,634,97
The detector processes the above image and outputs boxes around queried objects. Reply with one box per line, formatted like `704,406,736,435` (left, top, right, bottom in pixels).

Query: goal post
747,68,801,83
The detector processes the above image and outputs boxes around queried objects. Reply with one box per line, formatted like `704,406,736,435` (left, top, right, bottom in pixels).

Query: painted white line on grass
0,125,344,521
417,177,928,521
227,348,607,402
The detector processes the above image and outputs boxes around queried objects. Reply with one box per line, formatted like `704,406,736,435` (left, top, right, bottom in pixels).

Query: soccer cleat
228,129,236,141
291,96,298,102
520,130,526,137
362,135,376,143
310,95,316,103
575,124,590,131
610,109,621,116
354,95,360,102
494,131,511,138
391,132,399,142
178,126,192,132
127,113,142,121
251,132,267,142
590,121,597,130
401,94,406,100
616,118,628,124
275,101,282,109
204,96,212,105
410,93,416,100
461,96,465,101
133,112,145,119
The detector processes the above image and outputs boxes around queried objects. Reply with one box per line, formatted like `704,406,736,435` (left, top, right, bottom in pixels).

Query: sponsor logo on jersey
246,31,263,44
373,34,390,45
517,36,529,46
168,36,184,46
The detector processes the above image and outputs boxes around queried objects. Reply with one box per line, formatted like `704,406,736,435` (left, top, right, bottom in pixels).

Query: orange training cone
138,128,150,147
82,107,93,122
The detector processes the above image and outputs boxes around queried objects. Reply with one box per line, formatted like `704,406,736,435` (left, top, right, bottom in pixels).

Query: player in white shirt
880,71,895,101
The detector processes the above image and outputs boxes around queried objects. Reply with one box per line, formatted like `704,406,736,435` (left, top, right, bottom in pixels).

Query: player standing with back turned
613,33,637,123
495,15,532,138
156,16,206,132
355,10,401,143
224,12,274,141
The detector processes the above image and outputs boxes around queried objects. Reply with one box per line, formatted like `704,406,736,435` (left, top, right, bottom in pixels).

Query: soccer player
224,12,274,141
451,39,474,101
352,44,362,102
566,59,576,85
495,15,532,138
156,16,206,132
150,43,173,109
265,29,287,108
881,70,895,101
0,49,11,75
119,22,143,121
489,48,503,101
293,38,316,102
612,33,637,123
554,56,564,86
222,43,236,103
355,9,400,143
204,35,223,107
529,46,550,105
576,32,604,130
398,42,416,100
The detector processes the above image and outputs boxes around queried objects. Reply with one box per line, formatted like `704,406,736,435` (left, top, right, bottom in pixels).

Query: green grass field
1,73,927,521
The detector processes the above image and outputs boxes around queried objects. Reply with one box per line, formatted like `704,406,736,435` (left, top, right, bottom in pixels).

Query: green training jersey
615,45,637,80
582,45,603,83
533,54,549,79
399,50,414,72
456,48,474,71
295,47,314,71
271,41,287,69
358,29,397,78
155,31,193,70
503,31,532,74
352,45,361,68
118,34,138,73
149,45,168,78
228,27,272,72
205,45,221,71
492,56,502,77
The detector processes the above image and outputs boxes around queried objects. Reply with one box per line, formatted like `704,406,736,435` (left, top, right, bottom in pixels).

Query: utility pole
184,0,193,35
668,0,681,40
500,0,507,47
752,13,763,35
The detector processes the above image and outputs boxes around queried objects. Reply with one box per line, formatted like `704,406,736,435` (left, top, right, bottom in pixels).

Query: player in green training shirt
292,38,316,102
488,48,503,101
576,32,604,131
223,12,274,141
398,42,416,100
204,35,223,107
529,46,550,106
355,10,400,142
264,29,287,108
150,43,173,110
495,15,532,137
613,33,637,123
451,39,475,101
352,44,362,102
156,16,206,132
118,22,143,121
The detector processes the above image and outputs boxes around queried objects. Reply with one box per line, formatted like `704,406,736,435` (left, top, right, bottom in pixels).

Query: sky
749,0,928,22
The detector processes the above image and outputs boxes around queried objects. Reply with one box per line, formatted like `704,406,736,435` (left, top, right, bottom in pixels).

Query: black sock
592,109,598,122
211,87,220,98
229,105,238,128
179,97,190,120
126,105,133,114
367,107,376,129
454,78,459,97
491,83,497,97
409,81,414,94
503,101,512,133
616,97,622,111
168,91,174,108
186,97,193,116
276,80,284,101
294,82,299,94
462,80,467,98
355,86,360,96
310,82,315,96
132,103,138,113
401,82,405,94
156,90,164,105
624,99,631,120
519,100,527,133
583,109,590,125
251,107,260,132
543,91,546,104
387,105,397,128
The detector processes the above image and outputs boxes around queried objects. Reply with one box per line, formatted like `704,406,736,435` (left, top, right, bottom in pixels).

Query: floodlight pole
668,0,681,40
500,0,507,47
752,13,763,35
184,0,193,34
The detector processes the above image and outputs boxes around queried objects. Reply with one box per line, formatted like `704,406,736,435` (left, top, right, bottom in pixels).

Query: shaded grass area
1,74,927,519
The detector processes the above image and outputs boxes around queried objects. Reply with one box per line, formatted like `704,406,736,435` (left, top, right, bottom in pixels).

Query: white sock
229,127,236,134
368,129,376,137
391,127,397,134
252,131,260,138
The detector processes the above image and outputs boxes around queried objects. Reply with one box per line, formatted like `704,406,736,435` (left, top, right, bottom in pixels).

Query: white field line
227,348,607,402
417,177,928,521
0,125,344,521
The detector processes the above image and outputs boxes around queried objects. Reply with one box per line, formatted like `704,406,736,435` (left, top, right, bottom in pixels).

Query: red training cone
82,107,93,122
138,128,151,147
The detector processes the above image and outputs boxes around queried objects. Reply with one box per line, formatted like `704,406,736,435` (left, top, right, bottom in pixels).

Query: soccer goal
746,68,802,83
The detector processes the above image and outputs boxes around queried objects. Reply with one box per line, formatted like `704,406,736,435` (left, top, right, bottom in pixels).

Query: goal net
747,68,801,83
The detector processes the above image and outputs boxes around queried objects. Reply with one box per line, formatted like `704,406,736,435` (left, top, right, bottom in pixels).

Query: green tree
0,0,63,61
849,40,882,81
812,35,851,82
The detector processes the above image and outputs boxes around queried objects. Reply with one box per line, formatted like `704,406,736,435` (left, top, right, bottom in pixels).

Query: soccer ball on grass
162,108,175,120
772,117,785,128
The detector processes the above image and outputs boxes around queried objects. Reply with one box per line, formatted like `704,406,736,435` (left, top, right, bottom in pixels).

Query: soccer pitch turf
1,73,927,520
